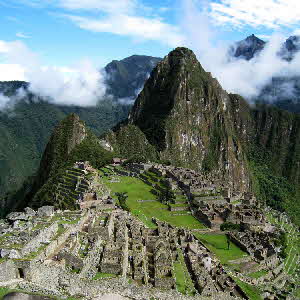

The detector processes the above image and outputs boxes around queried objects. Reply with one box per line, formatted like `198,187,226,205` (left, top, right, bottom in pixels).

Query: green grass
247,270,268,279
169,203,189,208
0,289,56,300
0,287,12,299
102,176,206,230
173,251,196,295
233,277,262,300
93,272,116,280
194,233,248,265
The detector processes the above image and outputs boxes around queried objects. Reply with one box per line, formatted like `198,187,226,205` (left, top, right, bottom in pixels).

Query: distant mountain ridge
104,55,161,100
231,34,300,61
231,34,300,113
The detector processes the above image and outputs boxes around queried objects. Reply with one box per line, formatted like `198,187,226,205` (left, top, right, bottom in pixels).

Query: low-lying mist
0,40,108,110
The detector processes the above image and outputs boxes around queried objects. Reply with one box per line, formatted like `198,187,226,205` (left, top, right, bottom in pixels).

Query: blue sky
1,0,299,69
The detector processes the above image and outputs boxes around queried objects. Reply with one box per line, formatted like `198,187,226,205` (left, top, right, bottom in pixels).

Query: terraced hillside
55,167,90,209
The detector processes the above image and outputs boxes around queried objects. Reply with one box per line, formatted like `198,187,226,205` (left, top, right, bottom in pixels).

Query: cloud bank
181,0,300,102
210,0,300,29
0,40,107,108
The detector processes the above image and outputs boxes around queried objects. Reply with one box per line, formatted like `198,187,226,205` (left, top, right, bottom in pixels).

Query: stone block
24,207,36,217
37,206,55,217
7,212,28,221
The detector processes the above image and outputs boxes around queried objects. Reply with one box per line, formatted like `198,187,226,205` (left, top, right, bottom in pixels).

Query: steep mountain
19,113,113,210
104,55,161,100
0,55,161,213
231,34,266,60
280,35,300,61
0,95,128,214
108,48,251,193
106,47,300,225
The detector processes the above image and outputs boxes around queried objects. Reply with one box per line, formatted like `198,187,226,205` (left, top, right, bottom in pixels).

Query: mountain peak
246,34,260,40
35,113,87,188
233,34,266,60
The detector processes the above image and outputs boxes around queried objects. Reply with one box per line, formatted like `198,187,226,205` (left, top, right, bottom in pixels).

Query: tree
226,234,230,250
158,187,175,205
115,192,129,211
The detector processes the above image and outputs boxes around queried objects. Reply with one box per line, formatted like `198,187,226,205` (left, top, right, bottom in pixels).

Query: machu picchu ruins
1,161,299,299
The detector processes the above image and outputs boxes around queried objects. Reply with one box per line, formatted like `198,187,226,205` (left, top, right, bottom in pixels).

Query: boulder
0,249,10,258
0,249,21,259
24,207,36,217
6,212,28,221
37,206,55,217
8,249,21,259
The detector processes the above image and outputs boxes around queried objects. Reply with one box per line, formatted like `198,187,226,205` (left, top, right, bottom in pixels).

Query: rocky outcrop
231,34,266,60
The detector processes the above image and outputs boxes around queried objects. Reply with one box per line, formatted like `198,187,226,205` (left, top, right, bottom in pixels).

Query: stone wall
36,212,90,261
21,222,59,256
0,260,18,281
79,237,103,279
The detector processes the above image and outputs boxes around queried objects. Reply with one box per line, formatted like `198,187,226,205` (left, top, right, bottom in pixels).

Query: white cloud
292,29,300,36
0,64,25,81
210,0,300,29
181,0,300,101
0,93,11,110
58,0,136,14
0,40,107,108
256,35,271,40
16,32,31,38
64,14,183,46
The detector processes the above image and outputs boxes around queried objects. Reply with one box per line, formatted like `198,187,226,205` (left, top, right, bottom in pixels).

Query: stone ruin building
0,204,246,299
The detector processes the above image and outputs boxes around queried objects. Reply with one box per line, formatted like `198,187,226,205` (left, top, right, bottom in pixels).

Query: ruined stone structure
0,162,295,299
0,205,245,299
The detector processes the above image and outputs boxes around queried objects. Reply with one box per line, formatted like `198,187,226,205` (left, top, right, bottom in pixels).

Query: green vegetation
106,124,157,161
115,192,129,211
194,233,248,265
220,222,242,231
266,211,300,275
233,277,262,300
102,174,206,230
173,250,196,295
93,272,116,280
247,270,268,279
248,105,300,226
157,186,175,205
0,287,12,298
68,134,114,170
